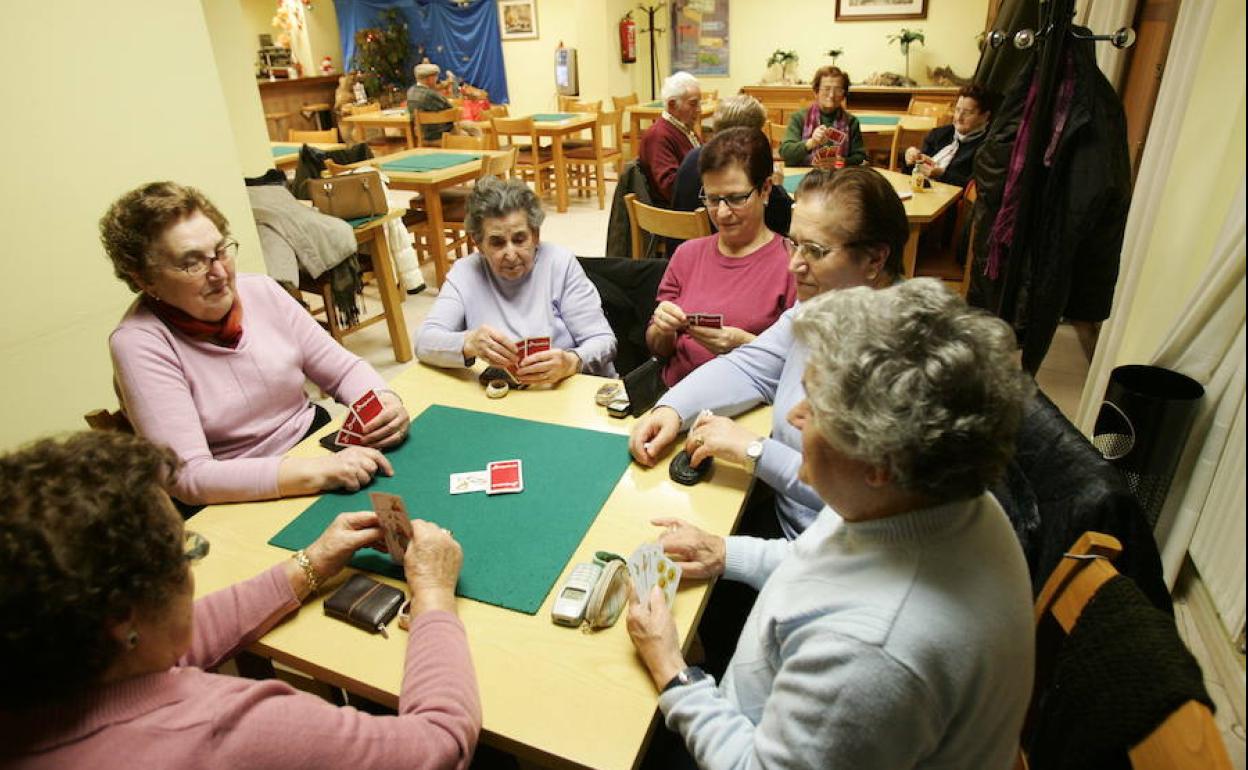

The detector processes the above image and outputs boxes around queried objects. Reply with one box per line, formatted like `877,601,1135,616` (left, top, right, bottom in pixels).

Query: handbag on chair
308,169,387,220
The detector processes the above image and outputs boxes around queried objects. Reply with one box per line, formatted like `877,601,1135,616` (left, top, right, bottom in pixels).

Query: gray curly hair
792,278,1033,501
464,176,546,245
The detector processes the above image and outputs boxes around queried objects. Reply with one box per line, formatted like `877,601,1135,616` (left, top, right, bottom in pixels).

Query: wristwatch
662,666,710,693
744,439,765,475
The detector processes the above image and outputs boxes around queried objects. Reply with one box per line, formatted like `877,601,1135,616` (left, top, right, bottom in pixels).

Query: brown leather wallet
323,574,405,635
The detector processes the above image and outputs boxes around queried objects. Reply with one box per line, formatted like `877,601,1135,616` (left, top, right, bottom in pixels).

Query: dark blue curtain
336,0,509,103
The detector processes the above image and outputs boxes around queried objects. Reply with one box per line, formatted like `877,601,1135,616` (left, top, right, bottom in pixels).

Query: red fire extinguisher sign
619,13,637,63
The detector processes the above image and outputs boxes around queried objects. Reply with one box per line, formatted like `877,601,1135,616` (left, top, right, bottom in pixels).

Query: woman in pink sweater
0,431,481,769
647,128,796,386
101,182,409,507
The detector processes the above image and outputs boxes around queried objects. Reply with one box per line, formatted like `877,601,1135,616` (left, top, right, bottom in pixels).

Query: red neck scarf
144,294,244,348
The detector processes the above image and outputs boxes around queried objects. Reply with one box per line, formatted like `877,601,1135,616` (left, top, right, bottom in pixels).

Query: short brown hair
795,166,908,278
811,66,851,97
958,84,999,116
0,431,185,707
712,94,767,132
699,126,774,189
99,181,230,292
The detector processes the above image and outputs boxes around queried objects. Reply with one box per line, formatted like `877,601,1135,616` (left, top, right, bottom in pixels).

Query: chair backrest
1023,532,1232,770
557,94,578,111
908,96,955,125
624,193,711,260
486,103,509,119
888,115,937,171
84,408,133,433
612,93,640,112
483,146,518,178
954,181,978,297
289,128,339,143
415,107,460,126
767,122,787,150
323,159,352,177
348,101,381,115
566,99,602,114
492,115,538,151
441,132,488,150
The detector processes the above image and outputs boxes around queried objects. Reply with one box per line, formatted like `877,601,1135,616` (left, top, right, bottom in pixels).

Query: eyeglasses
699,187,759,210
183,530,210,563
165,239,238,277
784,236,860,262
817,85,847,96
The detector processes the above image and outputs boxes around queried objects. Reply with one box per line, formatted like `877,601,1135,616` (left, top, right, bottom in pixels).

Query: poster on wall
670,0,729,76
835,0,927,22
499,0,539,40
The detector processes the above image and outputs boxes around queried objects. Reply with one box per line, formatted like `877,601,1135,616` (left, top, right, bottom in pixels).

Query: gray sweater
659,494,1034,769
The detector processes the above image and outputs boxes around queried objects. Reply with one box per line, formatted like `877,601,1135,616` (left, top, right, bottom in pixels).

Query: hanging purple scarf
801,104,850,156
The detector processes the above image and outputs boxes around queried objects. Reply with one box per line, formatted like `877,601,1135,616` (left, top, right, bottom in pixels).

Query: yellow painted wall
1114,0,1246,366
203,0,274,177
0,1,262,451
305,1,343,71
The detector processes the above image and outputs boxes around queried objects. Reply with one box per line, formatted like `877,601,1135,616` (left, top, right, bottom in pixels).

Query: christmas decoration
351,8,411,98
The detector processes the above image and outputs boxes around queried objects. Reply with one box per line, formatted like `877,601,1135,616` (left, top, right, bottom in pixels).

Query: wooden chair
624,193,711,260
413,106,460,147
767,121,787,161
613,93,640,161
1017,532,1232,770
888,115,937,171
492,115,555,196
84,408,133,433
288,127,339,143
441,133,488,151
264,111,292,141
914,180,977,297
565,110,620,210
908,96,955,126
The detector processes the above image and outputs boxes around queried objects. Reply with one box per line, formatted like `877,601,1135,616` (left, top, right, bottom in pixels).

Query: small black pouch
622,357,668,417
323,574,405,635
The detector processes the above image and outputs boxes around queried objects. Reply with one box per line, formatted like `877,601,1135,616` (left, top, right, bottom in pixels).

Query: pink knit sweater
110,273,387,505
0,565,481,769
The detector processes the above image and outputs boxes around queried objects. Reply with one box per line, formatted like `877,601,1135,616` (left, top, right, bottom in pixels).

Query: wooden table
742,84,959,124
625,100,717,162
784,166,963,278
340,108,416,148
270,141,347,170
532,113,598,213
349,148,505,289
189,365,770,770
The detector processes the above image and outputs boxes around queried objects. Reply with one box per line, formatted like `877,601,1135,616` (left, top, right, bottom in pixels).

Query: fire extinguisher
619,12,637,63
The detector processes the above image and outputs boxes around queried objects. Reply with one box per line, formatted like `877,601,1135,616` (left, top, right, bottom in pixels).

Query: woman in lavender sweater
102,182,408,507
0,431,480,769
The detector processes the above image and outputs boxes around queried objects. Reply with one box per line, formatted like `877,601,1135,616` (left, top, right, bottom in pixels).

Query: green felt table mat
531,112,576,122
271,146,297,157
380,152,481,172
644,101,663,108
269,405,631,615
858,115,901,126
783,171,809,194
345,214,384,228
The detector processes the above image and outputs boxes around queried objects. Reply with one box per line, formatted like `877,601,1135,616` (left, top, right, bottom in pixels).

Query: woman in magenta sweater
0,431,481,769
101,181,409,507
647,128,796,386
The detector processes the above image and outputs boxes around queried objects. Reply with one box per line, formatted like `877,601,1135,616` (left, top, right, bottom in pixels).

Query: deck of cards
449,459,524,495
628,543,681,610
336,389,385,447
517,336,551,359
687,313,723,329
371,491,412,563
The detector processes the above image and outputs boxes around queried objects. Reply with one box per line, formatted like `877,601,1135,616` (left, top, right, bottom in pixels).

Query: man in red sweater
638,71,702,206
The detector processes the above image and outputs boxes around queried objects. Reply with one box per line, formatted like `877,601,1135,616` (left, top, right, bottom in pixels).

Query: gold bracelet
292,549,321,595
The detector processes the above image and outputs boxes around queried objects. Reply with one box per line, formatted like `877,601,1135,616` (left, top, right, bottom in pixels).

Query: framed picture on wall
499,0,539,40
835,0,927,21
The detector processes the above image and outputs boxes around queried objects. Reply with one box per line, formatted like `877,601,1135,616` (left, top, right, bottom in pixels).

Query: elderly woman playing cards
414,176,617,384
101,182,408,509
627,279,1036,769
0,431,479,768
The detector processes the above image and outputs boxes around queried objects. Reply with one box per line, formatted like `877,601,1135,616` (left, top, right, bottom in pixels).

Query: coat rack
637,3,666,100
986,0,1135,51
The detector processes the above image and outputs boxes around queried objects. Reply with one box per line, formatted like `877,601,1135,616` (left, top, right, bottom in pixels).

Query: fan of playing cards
509,337,550,372
336,389,385,447
627,543,681,610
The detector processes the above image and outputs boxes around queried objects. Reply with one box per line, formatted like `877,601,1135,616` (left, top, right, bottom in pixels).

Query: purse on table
308,169,388,220
323,573,405,636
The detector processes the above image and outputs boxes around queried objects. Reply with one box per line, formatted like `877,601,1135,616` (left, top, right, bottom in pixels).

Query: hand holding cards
336,389,385,448
371,491,412,562
687,313,723,329
628,543,681,611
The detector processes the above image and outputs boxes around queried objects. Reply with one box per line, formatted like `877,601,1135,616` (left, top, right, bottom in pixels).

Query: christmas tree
351,8,411,100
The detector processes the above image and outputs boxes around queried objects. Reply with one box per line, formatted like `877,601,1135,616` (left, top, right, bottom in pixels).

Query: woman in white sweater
626,278,1036,769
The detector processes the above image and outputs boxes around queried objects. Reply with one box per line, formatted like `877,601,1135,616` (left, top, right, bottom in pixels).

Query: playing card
523,337,551,357
487,459,523,494
370,492,412,562
351,390,384,426
342,411,364,435
828,127,848,146
691,313,723,329
628,543,663,608
655,554,682,609
449,470,488,495
334,428,365,447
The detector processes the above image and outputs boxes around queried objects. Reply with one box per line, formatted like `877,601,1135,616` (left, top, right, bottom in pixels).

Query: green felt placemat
269,405,631,615
531,112,576,122
783,171,809,194
380,152,481,172
858,115,901,126
271,146,297,157
345,214,384,228
644,101,663,108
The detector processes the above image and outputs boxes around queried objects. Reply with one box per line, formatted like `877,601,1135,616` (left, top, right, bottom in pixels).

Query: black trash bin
1092,365,1204,528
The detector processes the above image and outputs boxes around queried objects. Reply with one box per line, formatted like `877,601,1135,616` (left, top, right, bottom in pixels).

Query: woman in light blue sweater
626,279,1036,769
